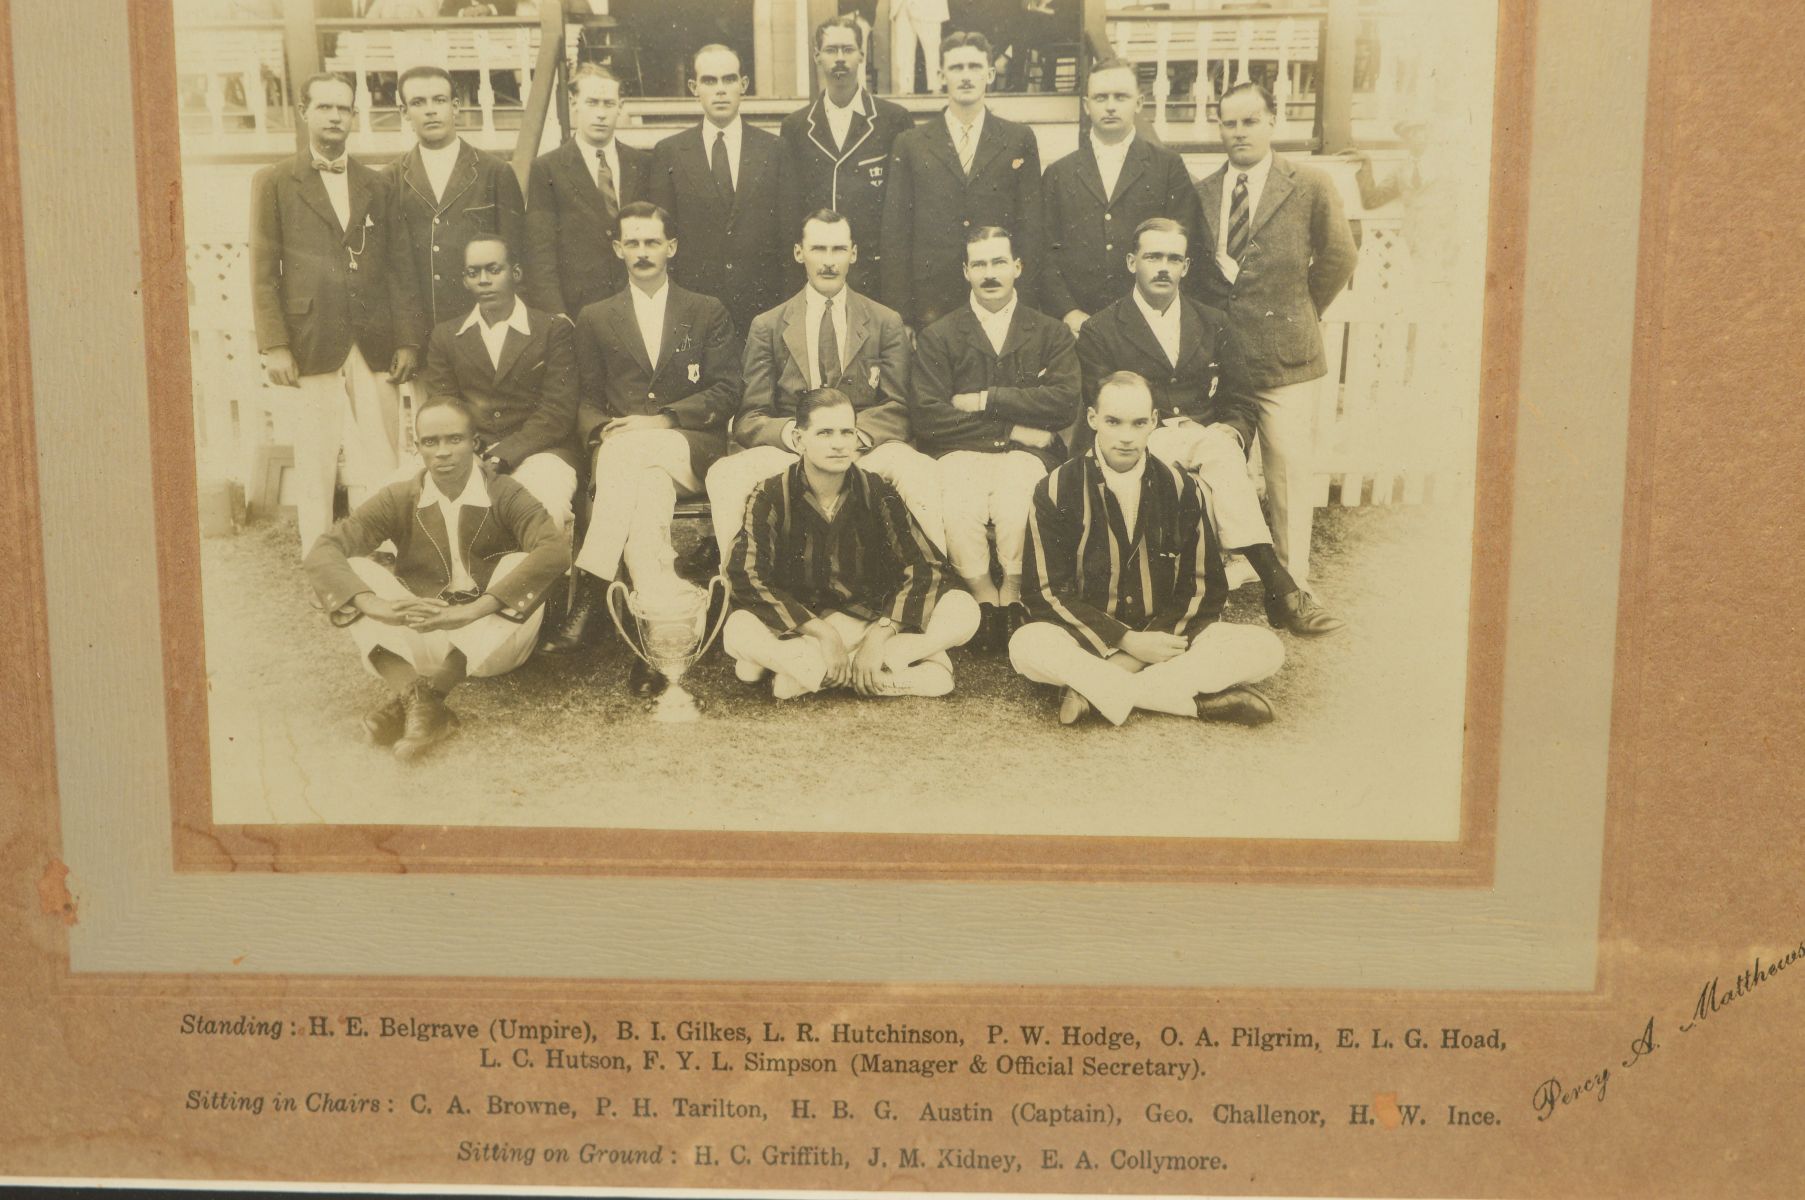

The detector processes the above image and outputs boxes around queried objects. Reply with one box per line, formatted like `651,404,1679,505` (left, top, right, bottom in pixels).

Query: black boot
539,572,607,656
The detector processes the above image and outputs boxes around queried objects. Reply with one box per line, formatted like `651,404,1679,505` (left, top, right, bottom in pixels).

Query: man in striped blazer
724,389,980,700
1009,371,1284,727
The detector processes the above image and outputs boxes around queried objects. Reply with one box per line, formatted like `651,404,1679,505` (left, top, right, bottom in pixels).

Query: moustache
632,258,654,268
980,279,1002,288
1152,274,1172,283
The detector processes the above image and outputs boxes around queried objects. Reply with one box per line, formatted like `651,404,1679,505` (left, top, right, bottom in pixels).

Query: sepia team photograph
175,0,1498,846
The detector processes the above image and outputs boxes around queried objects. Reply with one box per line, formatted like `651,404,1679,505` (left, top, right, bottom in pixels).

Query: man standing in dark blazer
879,31,1044,329
385,64,527,339
777,14,914,299
1042,58,1203,334
1077,218,1343,636
1194,81,1357,596
523,64,650,317
647,44,786,335
703,210,940,562
1009,372,1284,728
417,234,580,529
250,72,420,553
540,203,743,684
911,226,1079,649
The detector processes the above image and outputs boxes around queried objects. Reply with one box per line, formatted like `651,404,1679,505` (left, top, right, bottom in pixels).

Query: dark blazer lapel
608,294,654,376
653,288,688,375
1197,165,1225,252
967,116,1013,181
1248,156,1296,242
842,99,875,160
1073,139,1108,206
997,303,1034,362
559,137,602,204
456,322,498,383
344,165,375,244
805,97,839,160
1174,299,1208,373
292,154,344,234
493,321,531,384
841,291,873,365
780,291,811,371
399,146,436,210
1110,138,1150,204
923,116,966,182
1119,298,1174,370
415,498,452,577
456,494,493,563
436,140,481,214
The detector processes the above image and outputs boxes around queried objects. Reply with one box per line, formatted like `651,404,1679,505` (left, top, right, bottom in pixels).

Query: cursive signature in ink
1530,1017,1658,1123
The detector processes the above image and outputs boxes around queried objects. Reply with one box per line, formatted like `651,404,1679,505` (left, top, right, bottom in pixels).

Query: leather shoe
1266,589,1346,636
678,537,721,580
393,681,459,761
1002,602,1029,644
1196,685,1275,726
540,574,605,656
361,693,407,747
1057,686,1093,726
977,603,1007,653
628,656,669,700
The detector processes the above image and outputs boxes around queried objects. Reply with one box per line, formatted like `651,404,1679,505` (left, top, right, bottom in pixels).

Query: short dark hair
1085,58,1137,89
1220,80,1277,116
298,72,355,109
796,387,855,429
1091,370,1153,410
462,231,516,265
415,394,477,431
799,208,851,241
940,30,993,59
964,225,1014,259
1132,216,1189,254
567,62,620,97
397,64,455,104
691,42,743,76
813,14,865,54
616,201,673,239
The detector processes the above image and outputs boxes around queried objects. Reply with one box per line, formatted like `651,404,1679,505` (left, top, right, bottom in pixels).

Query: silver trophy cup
605,575,730,722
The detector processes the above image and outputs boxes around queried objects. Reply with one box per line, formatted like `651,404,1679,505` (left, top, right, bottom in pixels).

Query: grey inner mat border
19,0,1648,987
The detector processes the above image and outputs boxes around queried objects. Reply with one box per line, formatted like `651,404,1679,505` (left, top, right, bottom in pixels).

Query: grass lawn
203,498,1474,842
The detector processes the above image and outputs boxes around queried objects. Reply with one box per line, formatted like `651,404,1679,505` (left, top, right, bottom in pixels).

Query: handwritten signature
1531,938,1804,1123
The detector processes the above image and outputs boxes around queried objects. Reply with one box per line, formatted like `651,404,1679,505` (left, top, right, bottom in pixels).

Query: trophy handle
697,574,732,661
604,579,654,669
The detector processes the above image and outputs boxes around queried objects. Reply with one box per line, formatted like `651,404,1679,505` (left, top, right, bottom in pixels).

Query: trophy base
650,685,703,723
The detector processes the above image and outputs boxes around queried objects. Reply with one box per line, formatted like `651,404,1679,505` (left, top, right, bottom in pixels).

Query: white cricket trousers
724,589,980,699
507,452,578,530
937,449,1047,582
1008,620,1284,726
345,554,542,681
290,344,401,553
1253,377,1323,588
574,429,702,593
1146,422,1272,551
705,441,947,560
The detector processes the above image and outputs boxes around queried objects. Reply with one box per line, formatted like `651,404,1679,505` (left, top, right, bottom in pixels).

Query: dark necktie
1227,172,1251,262
818,295,839,388
594,147,618,226
711,130,734,199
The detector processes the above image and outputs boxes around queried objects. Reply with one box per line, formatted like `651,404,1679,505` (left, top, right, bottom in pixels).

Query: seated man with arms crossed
305,395,569,761
725,388,980,700
705,209,943,564
1009,371,1284,728
1077,218,1343,635
911,224,1079,650
540,202,741,694
417,233,580,529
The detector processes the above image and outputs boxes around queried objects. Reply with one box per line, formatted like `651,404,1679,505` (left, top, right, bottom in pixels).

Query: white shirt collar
970,293,1017,352
1228,152,1274,192
805,283,849,315
1132,287,1182,332
630,278,670,307
1090,129,1133,163
1099,450,1146,497
417,465,490,510
458,295,531,337
823,88,865,120
706,116,743,149
945,105,986,146
419,138,462,166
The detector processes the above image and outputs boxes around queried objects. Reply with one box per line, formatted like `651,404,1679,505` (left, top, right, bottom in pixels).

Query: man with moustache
386,64,527,337
704,209,940,563
1008,371,1284,728
524,64,650,317
305,395,569,761
1041,58,1204,335
539,203,742,692
250,72,420,553
1077,218,1343,635
1193,81,1356,597
879,31,1044,328
910,226,1079,650
724,389,980,701
778,15,914,300
417,234,580,530
648,44,786,335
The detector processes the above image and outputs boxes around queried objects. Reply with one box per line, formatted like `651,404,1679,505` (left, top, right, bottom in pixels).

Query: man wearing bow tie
777,15,915,300
647,44,786,335
1193,82,1357,598
524,64,651,318
250,73,421,552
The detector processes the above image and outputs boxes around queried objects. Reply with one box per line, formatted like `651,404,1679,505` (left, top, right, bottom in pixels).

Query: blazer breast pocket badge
687,362,701,383
868,365,881,389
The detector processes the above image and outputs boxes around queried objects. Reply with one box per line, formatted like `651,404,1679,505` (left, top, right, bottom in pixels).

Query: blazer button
432,216,440,225
433,273,441,281
647,391,656,400
1104,213,1113,221
726,263,734,270
492,410,502,420
962,219,970,227
431,244,439,252
1105,243,1113,252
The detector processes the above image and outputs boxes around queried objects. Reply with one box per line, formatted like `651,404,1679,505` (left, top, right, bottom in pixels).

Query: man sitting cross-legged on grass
724,387,981,700
1009,370,1284,728
304,394,570,761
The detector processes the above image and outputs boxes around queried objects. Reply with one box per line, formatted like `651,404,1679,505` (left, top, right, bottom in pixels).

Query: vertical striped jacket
1021,450,1226,655
727,462,955,636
